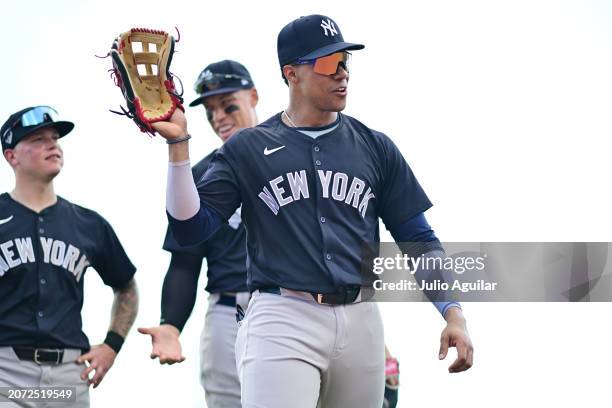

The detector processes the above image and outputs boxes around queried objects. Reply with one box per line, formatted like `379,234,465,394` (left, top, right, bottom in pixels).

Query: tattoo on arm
109,278,139,337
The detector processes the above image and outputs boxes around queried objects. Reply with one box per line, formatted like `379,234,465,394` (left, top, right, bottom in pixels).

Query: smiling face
203,88,259,142
4,126,63,182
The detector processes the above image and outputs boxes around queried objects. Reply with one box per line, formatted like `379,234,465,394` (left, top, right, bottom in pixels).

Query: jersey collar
2,192,64,215
277,112,345,141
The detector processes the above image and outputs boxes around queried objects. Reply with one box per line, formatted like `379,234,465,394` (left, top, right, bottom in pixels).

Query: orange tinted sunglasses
294,51,351,75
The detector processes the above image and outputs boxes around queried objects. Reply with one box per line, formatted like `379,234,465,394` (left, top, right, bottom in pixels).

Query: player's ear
282,65,298,85
249,87,259,107
3,149,16,167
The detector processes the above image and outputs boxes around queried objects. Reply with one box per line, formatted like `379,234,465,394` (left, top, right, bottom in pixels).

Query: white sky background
2,0,612,407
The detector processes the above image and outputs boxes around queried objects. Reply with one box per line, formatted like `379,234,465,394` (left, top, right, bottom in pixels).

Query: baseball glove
109,28,184,135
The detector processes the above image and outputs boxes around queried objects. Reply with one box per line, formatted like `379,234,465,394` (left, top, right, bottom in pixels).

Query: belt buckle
315,289,349,305
34,348,61,365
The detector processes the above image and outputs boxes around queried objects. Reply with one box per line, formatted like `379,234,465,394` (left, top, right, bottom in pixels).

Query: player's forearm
109,278,139,338
412,249,462,316
168,141,190,163
167,159,200,220
160,253,202,332
166,157,225,245
390,214,461,317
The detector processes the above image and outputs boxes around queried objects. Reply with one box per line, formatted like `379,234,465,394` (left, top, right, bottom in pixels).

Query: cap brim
189,87,243,107
300,42,365,61
2,121,75,151
29,121,75,138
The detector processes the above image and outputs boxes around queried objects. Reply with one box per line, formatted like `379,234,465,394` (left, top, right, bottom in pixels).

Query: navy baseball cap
1,106,74,152
277,14,365,67
189,60,255,107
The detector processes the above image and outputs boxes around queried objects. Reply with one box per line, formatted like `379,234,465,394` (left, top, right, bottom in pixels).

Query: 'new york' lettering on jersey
257,168,375,218
0,193,136,350
0,236,90,281
197,113,432,294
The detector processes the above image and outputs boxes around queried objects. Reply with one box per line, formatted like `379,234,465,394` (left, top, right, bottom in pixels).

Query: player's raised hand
151,109,189,141
438,308,474,373
77,344,117,388
138,324,186,365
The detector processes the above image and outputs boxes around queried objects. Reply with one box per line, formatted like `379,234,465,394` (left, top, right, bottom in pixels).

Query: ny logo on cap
201,70,213,81
3,129,12,145
205,70,221,90
195,69,218,91
321,19,338,37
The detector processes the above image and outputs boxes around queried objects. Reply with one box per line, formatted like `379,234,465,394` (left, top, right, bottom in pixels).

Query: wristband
166,134,192,144
103,331,125,353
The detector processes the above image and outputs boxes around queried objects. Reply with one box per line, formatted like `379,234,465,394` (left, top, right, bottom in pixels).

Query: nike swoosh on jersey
0,215,14,225
264,145,285,156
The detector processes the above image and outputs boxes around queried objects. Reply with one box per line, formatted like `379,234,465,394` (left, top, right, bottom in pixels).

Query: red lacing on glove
130,27,168,37
132,98,155,134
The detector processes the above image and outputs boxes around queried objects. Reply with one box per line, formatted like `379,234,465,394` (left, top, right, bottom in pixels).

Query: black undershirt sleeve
160,252,204,332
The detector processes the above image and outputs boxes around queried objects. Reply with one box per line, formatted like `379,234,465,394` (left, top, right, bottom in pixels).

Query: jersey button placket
35,213,48,324
313,144,329,257
312,142,335,284
38,213,45,235
315,150,327,224
313,146,322,167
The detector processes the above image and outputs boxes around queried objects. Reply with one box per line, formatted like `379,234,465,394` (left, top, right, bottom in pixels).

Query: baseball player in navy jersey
139,58,403,408
138,60,258,408
150,14,474,408
0,106,139,407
